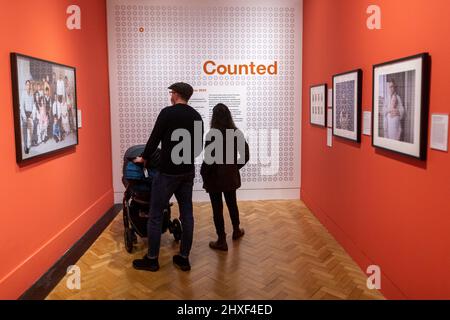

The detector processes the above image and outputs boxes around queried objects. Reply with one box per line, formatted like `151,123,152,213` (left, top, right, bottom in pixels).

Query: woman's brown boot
232,228,245,240
209,235,228,251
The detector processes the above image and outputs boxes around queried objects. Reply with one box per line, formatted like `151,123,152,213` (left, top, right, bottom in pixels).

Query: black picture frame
309,83,327,127
332,69,362,143
371,53,430,160
10,53,79,164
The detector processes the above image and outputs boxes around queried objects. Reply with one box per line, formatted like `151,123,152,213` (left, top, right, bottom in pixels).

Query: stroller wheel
124,228,135,253
172,218,182,242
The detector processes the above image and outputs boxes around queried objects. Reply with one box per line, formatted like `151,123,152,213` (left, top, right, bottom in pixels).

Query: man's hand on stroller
133,156,145,164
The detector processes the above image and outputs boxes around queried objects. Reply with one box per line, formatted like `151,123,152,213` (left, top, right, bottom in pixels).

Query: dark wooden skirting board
19,204,123,300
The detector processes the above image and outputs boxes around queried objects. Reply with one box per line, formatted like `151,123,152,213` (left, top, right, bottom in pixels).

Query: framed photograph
372,53,430,160
310,84,327,127
11,53,79,163
333,69,362,142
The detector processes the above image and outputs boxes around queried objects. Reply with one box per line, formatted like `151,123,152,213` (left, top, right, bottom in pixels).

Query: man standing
56,73,66,98
20,80,36,155
52,95,63,142
133,82,203,272
43,87,53,142
384,80,405,141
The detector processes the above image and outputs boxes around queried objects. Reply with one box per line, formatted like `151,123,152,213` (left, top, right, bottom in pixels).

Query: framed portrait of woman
332,69,362,142
372,53,430,160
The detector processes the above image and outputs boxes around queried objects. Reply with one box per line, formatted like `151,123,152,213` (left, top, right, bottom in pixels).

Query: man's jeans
148,170,195,259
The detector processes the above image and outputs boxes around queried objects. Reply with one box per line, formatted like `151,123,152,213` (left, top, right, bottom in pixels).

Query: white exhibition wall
107,0,303,202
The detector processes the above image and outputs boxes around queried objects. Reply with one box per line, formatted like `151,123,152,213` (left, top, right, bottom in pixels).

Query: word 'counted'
203,61,278,76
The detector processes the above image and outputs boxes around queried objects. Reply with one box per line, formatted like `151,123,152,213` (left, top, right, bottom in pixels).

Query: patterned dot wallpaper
107,0,302,201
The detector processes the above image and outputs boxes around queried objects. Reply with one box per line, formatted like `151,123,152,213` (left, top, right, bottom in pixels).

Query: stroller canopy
122,145,161,187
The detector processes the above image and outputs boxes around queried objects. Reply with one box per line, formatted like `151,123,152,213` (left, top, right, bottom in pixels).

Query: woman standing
384,80,405,141
201,103,250,251
37,96,48,144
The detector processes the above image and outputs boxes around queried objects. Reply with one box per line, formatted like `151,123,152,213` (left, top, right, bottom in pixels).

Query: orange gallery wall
302,0,450,299
0,0,113,299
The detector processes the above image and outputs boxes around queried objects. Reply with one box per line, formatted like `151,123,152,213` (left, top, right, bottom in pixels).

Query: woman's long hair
210,103,237,130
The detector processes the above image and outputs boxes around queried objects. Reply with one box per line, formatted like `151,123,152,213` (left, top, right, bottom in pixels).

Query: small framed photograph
10,53,79,164
332,69,362,142
372,53,430,160
310,84,327,127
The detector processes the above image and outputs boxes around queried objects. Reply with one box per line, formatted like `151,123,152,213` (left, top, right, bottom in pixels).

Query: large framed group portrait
310,84,327,127
11,53,79,163
372,53,430,160
332,69,362,142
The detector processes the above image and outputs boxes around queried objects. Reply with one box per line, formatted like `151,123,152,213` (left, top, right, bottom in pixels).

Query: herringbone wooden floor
46,200,384,300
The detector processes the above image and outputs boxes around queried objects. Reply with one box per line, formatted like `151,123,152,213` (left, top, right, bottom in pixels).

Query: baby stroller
122,145,182,253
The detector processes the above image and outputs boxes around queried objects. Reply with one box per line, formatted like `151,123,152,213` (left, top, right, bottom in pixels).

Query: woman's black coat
200,129,250,193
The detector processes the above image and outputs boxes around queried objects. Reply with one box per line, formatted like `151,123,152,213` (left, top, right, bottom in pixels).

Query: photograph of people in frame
377,71,416,144
11,53,78,163
335,80,355,132
332,69,362,142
